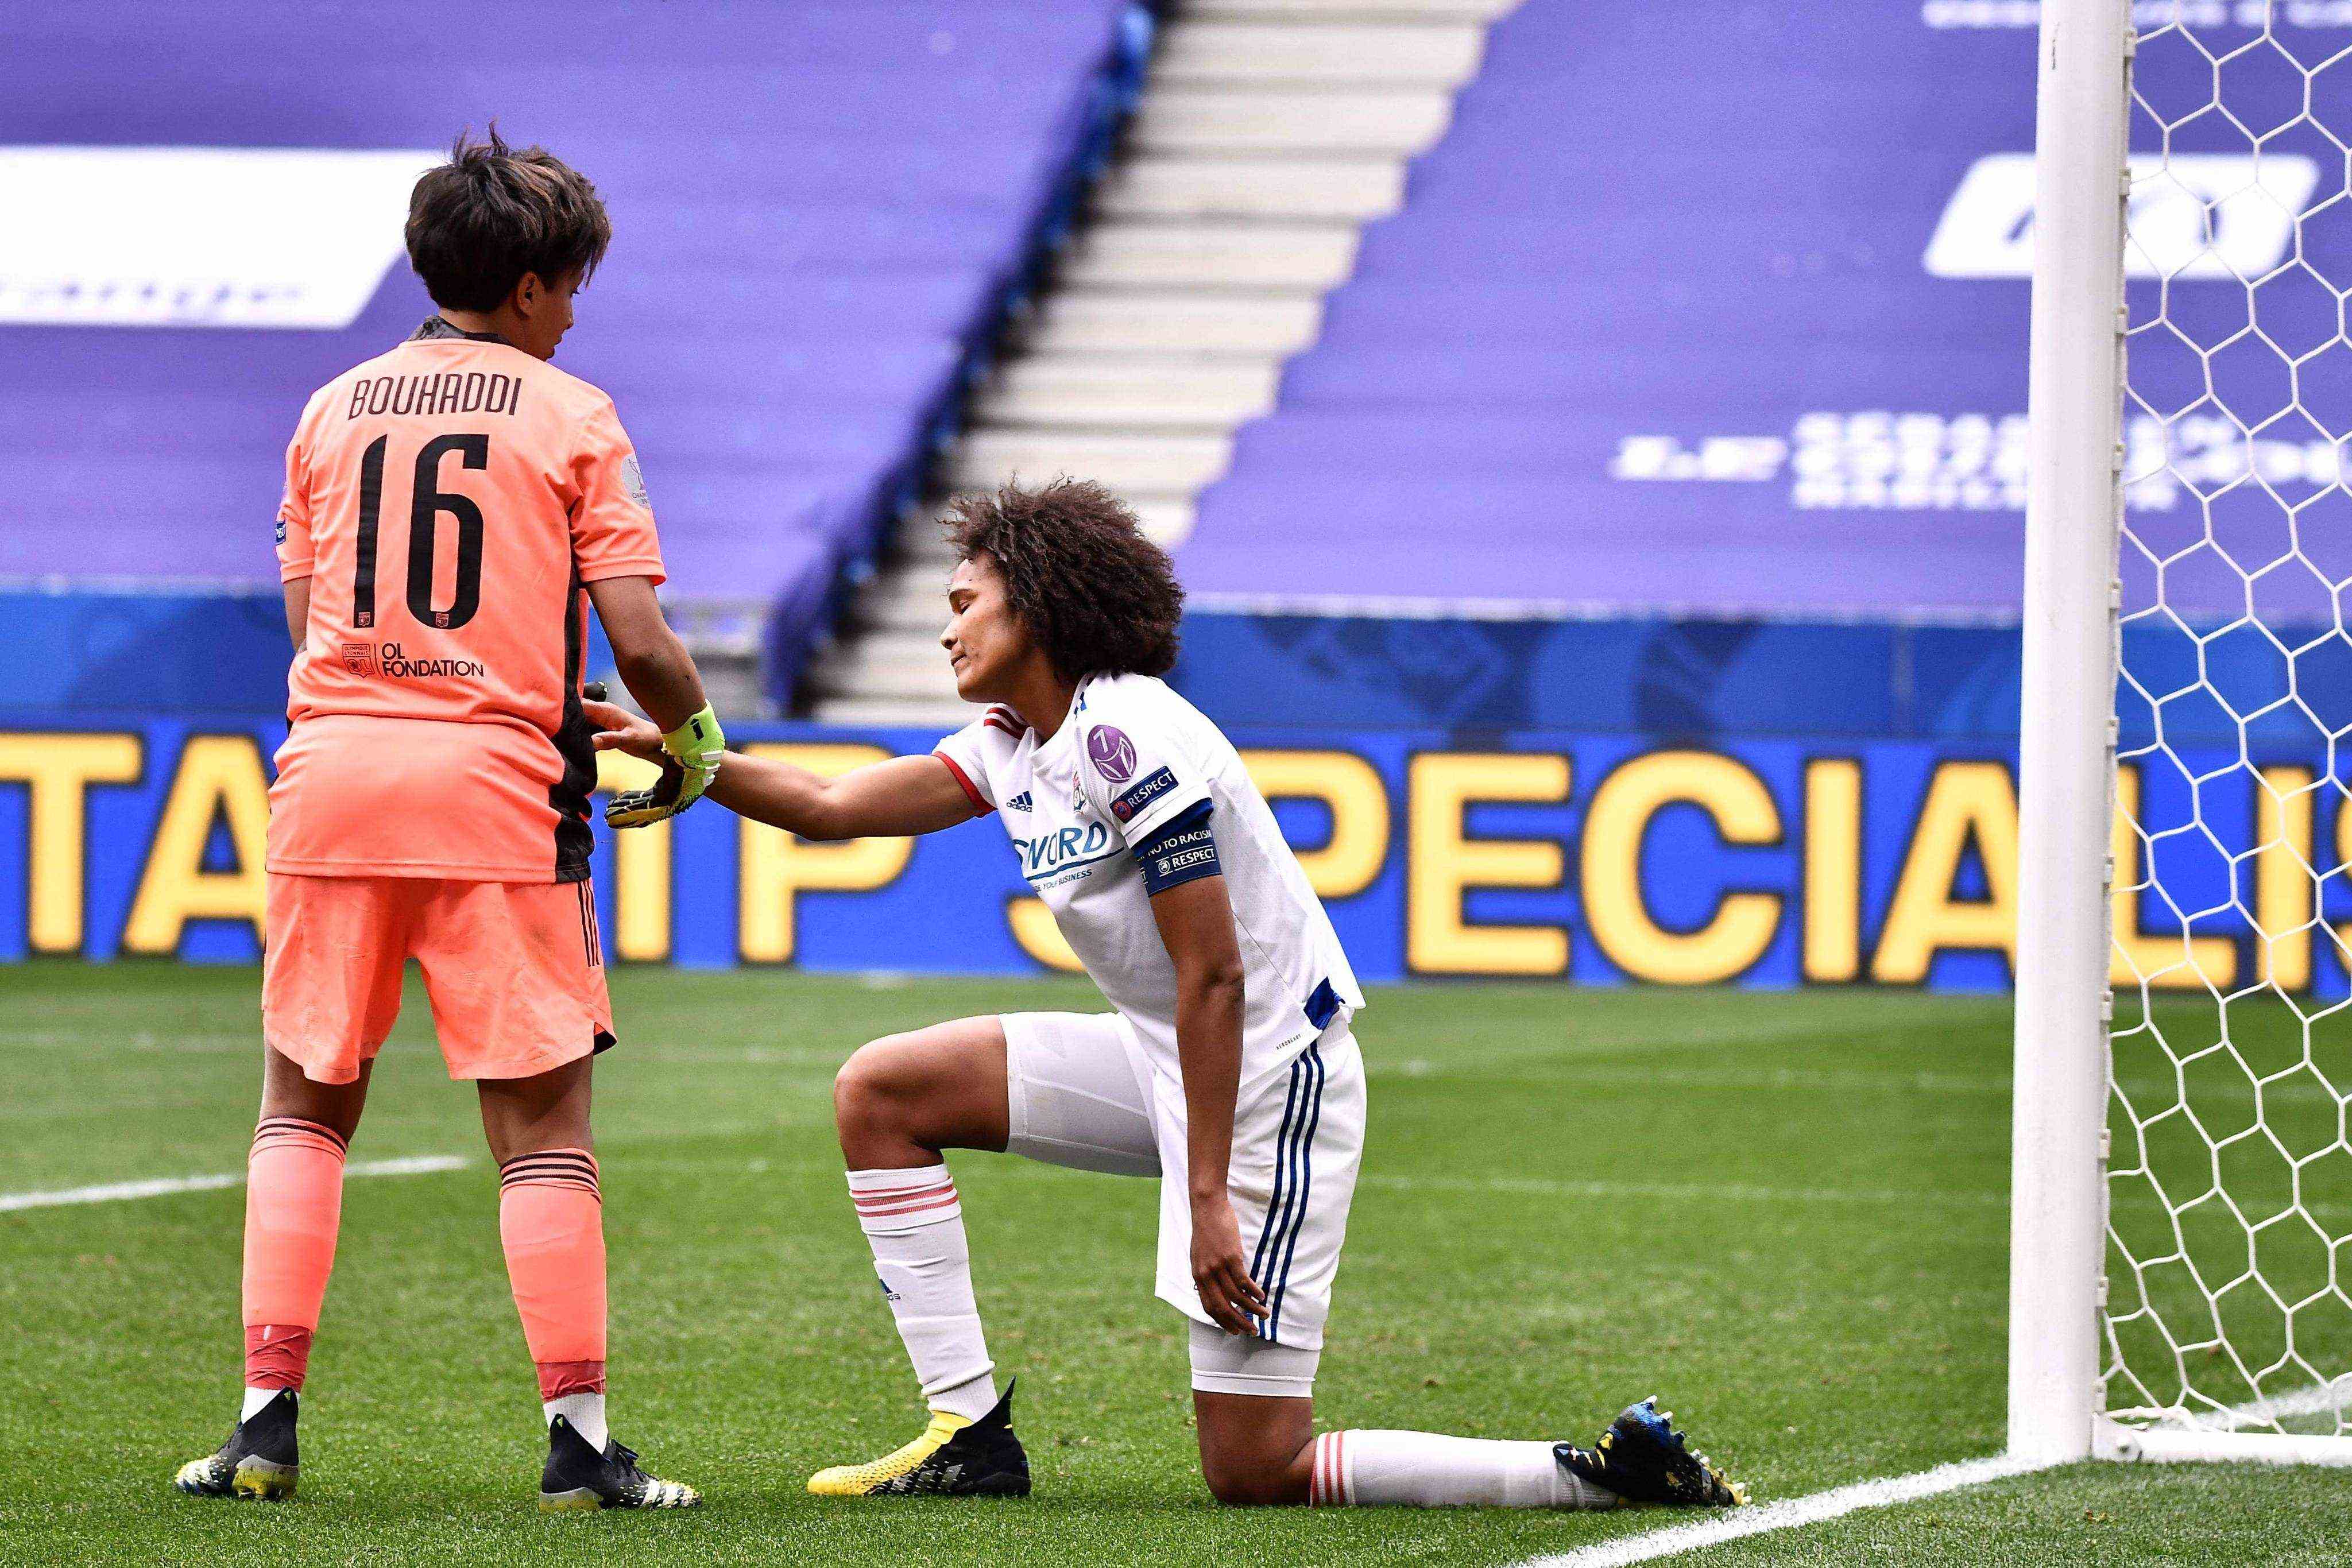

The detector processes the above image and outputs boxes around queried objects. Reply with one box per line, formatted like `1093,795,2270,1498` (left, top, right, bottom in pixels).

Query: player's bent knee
1198,1452,1303,1508
833,1020,1009,1157
831,1042,888,1126
1193,1379,1317,1508
833,1035,930,1130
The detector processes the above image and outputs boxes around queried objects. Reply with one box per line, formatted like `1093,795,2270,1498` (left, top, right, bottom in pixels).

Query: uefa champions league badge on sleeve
1111,768,1177,824
1086,725,1136,783
621,453,650,508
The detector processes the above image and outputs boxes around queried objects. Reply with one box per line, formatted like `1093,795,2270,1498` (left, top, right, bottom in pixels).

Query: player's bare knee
831,1047,877,1131
258,1046,368,1143
1194,1420,1313,1508
476,1061,594,1163
833,1035,926,1133
1198,1451,1298,1508
1199,1462,1260,1506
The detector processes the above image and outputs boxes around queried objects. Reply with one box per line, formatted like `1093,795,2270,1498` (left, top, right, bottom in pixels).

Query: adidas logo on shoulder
1005,791,1033,812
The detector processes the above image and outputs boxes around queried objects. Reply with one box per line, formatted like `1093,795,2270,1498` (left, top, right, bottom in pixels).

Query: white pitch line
2216,1376,2352,1429
1360,1173,2006,1209
2143,1372,2352,1435
0,1155,467,1214
1519,1451,2056,1568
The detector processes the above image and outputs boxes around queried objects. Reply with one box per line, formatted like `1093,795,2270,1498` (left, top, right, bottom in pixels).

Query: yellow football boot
808,1383,1030,1497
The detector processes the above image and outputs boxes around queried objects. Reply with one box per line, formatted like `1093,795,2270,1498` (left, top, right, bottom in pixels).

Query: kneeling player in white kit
589,480,1744,1511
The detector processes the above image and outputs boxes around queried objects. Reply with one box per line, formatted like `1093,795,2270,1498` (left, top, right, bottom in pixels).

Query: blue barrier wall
20,586,2321,758
1171,611,2027,739
0,587,612,718
0,717,2330,997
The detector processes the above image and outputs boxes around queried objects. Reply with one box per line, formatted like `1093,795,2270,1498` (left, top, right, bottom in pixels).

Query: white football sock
846,1165,999,1423
545,1390,608,1451
241,1385,285,1422
1311,1429,1620,1509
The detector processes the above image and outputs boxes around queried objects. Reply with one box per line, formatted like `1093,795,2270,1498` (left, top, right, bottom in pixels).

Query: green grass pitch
2,960,2348,1566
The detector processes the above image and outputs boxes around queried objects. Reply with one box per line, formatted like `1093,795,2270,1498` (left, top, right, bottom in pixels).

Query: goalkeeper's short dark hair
944,479,1186,682
405,126,611,312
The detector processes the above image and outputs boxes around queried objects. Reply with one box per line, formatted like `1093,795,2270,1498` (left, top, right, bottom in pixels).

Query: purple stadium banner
1184,1,2352,630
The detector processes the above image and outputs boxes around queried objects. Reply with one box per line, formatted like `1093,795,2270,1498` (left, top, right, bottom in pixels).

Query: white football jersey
933,672,1364,1090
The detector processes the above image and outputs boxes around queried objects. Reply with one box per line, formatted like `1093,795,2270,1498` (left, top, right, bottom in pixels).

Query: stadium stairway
804,0,1519,726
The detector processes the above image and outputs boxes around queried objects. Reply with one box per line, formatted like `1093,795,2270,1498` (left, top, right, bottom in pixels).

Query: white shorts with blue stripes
1001,1009,1365,1398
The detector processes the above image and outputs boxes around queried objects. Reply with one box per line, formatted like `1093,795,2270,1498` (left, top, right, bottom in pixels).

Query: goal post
2013,0,2130,1469
2018,0,2352,1468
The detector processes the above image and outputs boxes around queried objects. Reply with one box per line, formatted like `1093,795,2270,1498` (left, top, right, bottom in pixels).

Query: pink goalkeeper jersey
267,319,665,883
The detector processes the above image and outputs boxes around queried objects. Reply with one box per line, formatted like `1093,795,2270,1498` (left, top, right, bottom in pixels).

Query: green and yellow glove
663,703,725,808
605,702,726,829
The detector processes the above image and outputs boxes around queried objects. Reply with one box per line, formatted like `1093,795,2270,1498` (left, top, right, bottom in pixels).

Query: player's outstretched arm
585,701,980,840
585,576,708,734
585,576,727,824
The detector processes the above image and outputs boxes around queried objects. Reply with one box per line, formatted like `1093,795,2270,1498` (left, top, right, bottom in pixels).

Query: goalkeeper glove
605,702,725,830
662,703,725,807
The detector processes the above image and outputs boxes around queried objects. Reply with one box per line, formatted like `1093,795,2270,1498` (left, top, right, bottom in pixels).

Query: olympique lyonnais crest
1086,725,1136,783
339,642,377,677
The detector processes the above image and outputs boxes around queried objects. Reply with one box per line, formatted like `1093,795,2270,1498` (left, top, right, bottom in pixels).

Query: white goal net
2100,0,2352,1454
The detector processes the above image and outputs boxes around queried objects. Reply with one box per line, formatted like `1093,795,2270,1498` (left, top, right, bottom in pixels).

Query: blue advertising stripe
1266,1040,1326,1342
17,715,2352,998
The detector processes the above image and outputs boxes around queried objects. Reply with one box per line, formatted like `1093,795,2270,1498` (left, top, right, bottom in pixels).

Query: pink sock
241,1116,348,1390
497,1148,608,1398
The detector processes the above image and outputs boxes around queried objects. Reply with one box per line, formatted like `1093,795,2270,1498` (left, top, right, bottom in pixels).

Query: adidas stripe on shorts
1000,1009,1365,1397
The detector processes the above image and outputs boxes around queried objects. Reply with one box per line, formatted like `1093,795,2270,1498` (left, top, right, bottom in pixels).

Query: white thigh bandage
1189,1319,1322,1398
1001,1012,1160,1177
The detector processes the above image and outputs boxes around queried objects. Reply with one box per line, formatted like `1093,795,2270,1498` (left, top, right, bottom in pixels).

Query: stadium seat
1180,1,2045,620
1,0,1139,702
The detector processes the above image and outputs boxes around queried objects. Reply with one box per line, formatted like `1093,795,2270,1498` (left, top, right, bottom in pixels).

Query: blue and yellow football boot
1557,1396,1747,1507
807,1383,1031,1497
173,1389,299,1501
